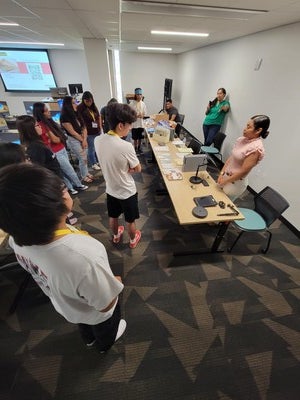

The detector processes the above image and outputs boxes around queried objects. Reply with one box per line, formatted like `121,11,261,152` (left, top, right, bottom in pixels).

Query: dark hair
60,96,84,134
106,103,137,130
33,102,66,144
251,115,270,139
166,98,172,103
0,163,68,246
78,91,99,115
16,115,42,145
209,88,227,109
218,88,226,95
0,143,26,168
107,98,118,106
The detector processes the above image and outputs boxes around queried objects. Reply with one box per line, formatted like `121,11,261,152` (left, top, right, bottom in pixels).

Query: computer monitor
0,116,8,132
50,87,68,99
187,138,201,154
68,83,83,96
50,111,61,125
23,101,35,115
0,101,10,117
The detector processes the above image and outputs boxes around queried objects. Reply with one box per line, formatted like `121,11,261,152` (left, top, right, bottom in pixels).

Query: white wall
0,49,90,115
177,22,300,231
119,52,178,115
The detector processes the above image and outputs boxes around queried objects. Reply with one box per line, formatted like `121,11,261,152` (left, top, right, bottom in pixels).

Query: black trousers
78,302,121,351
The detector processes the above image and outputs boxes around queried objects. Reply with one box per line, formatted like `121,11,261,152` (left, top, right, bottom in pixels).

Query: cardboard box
150,113,169,122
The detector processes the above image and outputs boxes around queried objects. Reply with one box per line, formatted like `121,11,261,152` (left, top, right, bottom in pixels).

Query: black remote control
201,179,209,187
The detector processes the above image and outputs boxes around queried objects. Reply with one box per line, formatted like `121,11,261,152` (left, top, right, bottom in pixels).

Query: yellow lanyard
89,110,95,121
107,130,120,138
54,228,89,238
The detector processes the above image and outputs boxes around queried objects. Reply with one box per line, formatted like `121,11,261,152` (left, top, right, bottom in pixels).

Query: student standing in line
202,88,230,146
94,103,142,249
16,115,62,177
60,96,94,184
100,98,118,133
129,88,147,153
217,114,270,201
77,91,101,171
33,102,88,195
0,163,126,352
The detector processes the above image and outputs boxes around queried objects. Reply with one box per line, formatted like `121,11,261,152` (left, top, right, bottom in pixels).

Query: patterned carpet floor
1,148,300,400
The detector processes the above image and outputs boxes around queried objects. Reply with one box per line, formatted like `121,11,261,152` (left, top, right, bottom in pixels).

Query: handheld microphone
189,164,203,184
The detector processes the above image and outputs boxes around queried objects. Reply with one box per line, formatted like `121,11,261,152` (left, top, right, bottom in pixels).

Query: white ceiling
1,0,300,54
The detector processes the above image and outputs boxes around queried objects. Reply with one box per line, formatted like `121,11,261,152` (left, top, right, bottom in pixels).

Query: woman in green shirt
203,88,230,145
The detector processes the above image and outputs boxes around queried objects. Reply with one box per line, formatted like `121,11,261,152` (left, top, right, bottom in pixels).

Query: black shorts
131,127,144,140
107,193,139,223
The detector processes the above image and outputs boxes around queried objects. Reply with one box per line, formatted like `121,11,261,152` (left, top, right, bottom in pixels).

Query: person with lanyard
202,87,230,146
94,102,142,249
33,101,88,195
77,91,101,171
0,163,126,352
129,88,147,153
60,96,94,184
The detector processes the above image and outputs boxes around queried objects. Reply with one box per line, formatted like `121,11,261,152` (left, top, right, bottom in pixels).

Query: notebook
193,195,217,207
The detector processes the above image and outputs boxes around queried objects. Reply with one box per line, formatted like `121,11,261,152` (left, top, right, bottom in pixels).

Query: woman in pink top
217,114,270,201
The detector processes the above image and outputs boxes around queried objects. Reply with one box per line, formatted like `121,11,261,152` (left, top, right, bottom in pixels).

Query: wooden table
148,136,244,255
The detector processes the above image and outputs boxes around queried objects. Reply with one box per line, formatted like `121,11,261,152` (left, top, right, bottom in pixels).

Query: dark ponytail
251,115,270,139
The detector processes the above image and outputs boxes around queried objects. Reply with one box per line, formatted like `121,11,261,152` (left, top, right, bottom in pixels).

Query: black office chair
201,131,226,160
177,114,185,125
228,186,290,254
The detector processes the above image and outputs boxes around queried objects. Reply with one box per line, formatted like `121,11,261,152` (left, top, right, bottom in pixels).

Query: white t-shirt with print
95,133,139,199
9,234,123,325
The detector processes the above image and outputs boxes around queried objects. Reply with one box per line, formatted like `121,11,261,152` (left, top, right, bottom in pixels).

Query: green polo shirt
204,100,230,125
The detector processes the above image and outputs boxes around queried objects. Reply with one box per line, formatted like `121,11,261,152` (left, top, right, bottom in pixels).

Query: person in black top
16,115,78,225
77,91,101,171
100,98,118,133
165,98,180,122
60,96,93,183
16,115,62,177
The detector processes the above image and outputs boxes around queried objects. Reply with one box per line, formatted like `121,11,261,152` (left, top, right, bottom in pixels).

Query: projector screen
0,49,57,92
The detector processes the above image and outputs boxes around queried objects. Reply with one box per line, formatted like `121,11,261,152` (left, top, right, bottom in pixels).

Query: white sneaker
69,188,78,195
92,163,101,171
77,185,88,191
115,319,127,342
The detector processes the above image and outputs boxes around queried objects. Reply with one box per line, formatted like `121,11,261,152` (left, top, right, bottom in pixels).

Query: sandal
82,176,93,183
87,173,95,180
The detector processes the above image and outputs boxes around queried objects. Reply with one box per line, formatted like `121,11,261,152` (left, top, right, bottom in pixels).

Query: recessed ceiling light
151,30,209,37
0,22,19,26
0,41,64,46
138,46,172,51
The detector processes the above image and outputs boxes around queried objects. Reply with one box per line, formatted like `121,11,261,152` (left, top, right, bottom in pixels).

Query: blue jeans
203,124,221,146
67,136,89,179
87,134,99,166
55,147,82,190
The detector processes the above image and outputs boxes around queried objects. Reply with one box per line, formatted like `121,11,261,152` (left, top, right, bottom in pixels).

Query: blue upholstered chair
201,131,226,160
228,186,289,254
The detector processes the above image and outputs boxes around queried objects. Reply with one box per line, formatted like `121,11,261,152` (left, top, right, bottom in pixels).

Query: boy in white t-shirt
0,163,126,352
95,103,142,249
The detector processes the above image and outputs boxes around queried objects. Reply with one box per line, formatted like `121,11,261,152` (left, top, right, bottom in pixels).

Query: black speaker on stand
163,78,173,110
